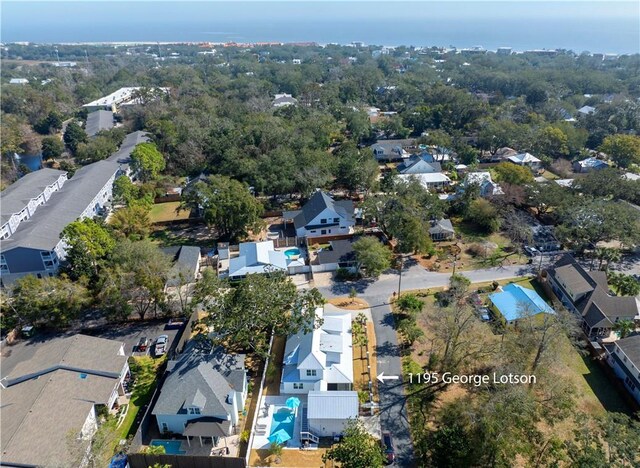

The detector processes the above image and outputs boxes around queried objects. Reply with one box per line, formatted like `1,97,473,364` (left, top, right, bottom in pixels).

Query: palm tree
603,248,622,271
595,247,621,271
613,319,635,339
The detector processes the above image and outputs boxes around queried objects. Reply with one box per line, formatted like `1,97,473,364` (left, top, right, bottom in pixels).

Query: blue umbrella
268,429,291,445
285,397,300,410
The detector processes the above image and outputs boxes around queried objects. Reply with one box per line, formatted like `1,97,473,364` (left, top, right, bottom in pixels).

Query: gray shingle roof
1,168,67,224
1,132,149,253
166,246,201,287
429,218,455,236
617,335,640,365
293,191,354,230
0,335,126,467
1,161,120,252
317,239,356,265
85,110,114,137
152,344,246,419
549,255,640,325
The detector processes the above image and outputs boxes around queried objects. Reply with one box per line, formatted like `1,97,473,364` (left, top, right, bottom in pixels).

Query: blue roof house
488,283,555,324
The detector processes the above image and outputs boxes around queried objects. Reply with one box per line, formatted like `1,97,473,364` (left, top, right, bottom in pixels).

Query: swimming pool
269,407,296,440
284,248,301,259
150,439,186,455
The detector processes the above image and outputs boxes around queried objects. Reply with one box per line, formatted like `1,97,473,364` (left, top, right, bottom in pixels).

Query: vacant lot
148,202,191,223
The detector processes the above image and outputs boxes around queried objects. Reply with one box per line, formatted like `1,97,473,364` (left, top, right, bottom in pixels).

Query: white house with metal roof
508,152,542,169
227,240,288,279
281,307,354,394
306,391,359,437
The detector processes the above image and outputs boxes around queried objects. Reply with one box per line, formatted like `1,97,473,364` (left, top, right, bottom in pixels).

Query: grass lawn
120,356,166,438
540,169,560,180
555,335,630,415
148,202,191,223
264,336,286,396
249,445,332,467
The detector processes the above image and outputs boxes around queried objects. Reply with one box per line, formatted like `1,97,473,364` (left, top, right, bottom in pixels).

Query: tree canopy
193,270,325,357
181,174,263,240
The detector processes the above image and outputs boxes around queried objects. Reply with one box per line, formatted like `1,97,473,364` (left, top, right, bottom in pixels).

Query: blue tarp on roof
489,283,555,322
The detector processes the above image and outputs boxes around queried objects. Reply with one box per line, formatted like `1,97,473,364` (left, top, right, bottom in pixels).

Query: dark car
381,431,395,464
136,337,150,352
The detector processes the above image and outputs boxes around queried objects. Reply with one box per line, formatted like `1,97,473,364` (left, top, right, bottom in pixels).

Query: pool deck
148,434,241,457
252,395,306,450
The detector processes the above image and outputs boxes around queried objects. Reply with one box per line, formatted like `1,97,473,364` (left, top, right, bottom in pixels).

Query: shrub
397,294,423,314
335,268,359,281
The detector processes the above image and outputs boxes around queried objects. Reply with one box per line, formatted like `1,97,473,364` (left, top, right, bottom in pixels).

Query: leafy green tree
102,239,171,320
181,174,263,240
323,420,386,468
335,144,379,195
392,211,435,254
426,422,474,468
352,236,393,277
600,134,640,168
34,111,62,135
130,142,166,182
345,109,373,143
61,218,116,280
363,179,443,254
41,136,64,160
110,205,151,240
556,200,640,250
75,136,118,165
63,121,87,154
112,175,139,206
525,182,568,216
194,270,325,357
533,126,569,159
465,199,501,233
493,162,534,185
2,274,90,329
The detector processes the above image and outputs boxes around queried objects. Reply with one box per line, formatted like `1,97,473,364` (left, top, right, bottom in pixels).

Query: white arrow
377,372,400,384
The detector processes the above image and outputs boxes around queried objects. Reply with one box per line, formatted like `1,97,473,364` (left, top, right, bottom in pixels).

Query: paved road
314,256,559,466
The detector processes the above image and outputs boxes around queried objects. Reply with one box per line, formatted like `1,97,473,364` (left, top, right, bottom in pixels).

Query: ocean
2,2,639,55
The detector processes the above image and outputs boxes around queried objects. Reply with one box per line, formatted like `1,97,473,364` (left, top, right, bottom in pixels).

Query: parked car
166,317,187,330
136,337,150,352
381,432,395,464
524,246,540,256
155,335,169,356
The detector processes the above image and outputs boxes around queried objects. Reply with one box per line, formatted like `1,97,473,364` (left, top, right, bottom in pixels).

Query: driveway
310,255,562,466
1,319,184,378
81,319,183,357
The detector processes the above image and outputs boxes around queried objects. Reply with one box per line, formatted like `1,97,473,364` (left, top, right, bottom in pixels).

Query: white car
154,335,168,356
524,246,540,256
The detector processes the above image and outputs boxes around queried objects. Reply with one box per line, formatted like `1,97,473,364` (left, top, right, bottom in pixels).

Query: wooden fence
129,454,246,468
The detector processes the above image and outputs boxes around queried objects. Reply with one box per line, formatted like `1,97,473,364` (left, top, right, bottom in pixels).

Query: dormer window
320,219,327,224
188,407,201,415
306,369,317,377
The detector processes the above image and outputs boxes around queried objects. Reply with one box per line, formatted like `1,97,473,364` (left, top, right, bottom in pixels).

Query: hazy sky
3,1,638,23
2,1,638,52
